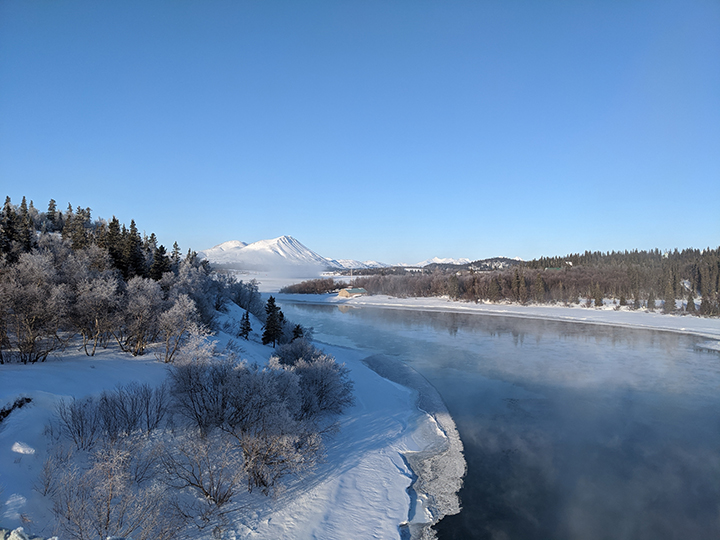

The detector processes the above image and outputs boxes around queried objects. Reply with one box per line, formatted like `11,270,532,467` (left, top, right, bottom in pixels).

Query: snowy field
0,303,452,540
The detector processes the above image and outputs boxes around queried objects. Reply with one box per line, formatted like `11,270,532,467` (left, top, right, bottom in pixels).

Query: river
278,300,720,540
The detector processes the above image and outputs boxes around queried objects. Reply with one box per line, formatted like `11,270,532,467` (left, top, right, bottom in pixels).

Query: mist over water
280,302,720,540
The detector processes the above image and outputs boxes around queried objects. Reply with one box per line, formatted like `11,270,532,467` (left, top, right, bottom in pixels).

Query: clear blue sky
1,1,718,264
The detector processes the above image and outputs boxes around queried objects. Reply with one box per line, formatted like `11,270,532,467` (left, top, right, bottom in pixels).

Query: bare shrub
169,359,234,434
97,382,169,439
161,430,244,509
49,439,184,540
55,397,99,451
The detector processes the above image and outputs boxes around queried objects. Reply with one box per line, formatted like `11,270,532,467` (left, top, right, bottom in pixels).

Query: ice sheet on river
361,354,466,540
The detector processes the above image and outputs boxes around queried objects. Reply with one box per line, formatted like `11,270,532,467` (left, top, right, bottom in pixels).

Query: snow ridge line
360,355,466,540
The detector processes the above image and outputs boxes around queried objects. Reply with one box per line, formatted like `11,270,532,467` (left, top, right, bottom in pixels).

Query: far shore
274,292,720,343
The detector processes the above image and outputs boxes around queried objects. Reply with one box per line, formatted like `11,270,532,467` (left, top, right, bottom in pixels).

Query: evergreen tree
239,310,252,340
686,289,696,314
518,271,527,303
700,293,712,316
149,244,171,280
123,220,146,278
17,196,33,252
633,291,641,310
47,199,57,230
171,241,182,271
533,273,545,303
663,280,675,313
647,290,656,311
488,277,501,302
291,324,304,342
262,296,284,347
593,283,603,308
1,196,19,261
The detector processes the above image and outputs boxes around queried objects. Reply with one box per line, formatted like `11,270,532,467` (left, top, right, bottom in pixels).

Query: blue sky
1,1,718,264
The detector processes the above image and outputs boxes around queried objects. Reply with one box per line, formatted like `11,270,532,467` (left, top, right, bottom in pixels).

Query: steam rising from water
281,302,720,540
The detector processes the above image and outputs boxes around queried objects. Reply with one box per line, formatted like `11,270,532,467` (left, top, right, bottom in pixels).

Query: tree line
0,196,265,363
347,247,720,315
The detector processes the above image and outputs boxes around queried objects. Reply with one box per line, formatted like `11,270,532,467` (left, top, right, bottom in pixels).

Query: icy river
279,301,720,540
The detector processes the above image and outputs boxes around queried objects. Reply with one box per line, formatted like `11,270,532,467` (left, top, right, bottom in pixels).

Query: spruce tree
124,220,146,278
171,241,182,271
18,196,33,252
663,281,675,313
647,290,656,311
593,283,603,308
686,290,696,314
262,296,284,347
533,273,545,303
47,199,57,230
291,324,304,342
149,245,171,280
239,310,252,340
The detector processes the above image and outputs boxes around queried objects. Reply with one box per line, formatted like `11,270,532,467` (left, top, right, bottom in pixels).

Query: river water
278,301,720,540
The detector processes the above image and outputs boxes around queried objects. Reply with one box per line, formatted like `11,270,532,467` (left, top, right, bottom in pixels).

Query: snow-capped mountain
200,236,343,271
410,256,472,267
332,259,392,270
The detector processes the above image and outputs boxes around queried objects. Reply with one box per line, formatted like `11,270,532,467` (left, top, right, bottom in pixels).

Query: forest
347,248,720,315
0,195,278,363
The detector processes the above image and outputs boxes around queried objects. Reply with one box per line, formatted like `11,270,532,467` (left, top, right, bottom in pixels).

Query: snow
332,259,391,270
0,305,454,540
4,289,717,540
410,257,472,267
199,236,340,272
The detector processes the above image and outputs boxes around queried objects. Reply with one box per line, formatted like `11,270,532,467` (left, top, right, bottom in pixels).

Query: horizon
2,1,718,264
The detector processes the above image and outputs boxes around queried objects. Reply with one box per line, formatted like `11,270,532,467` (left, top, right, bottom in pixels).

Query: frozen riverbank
361,355,465,540
275,293,720,341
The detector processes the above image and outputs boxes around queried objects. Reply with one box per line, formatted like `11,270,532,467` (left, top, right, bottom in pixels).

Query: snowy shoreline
360,355,465,540
276,293,720,342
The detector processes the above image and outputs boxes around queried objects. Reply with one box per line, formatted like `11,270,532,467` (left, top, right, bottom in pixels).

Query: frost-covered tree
73,275,121,356
0,252,69,363
156,294,198,363
121,277,165,356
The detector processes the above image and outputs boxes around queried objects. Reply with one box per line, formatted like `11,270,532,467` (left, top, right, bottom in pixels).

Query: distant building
338,287,368,298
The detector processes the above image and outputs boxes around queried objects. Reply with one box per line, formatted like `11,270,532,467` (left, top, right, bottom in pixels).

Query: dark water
279,301,720,540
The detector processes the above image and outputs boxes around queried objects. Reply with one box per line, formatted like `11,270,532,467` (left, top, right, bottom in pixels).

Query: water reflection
281,302,720,540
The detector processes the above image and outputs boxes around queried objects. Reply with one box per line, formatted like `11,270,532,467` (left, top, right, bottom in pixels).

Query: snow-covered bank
361,355,465,540
0,307,447,539
275,293,720,341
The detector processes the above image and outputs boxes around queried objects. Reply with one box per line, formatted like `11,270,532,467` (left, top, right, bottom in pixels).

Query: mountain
410,256,473,267
333,259,392,270
199,236,343,272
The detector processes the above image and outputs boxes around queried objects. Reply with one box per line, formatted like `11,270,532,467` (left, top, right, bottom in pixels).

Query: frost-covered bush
49,438,183,540
288,355,355,419
169,357,335,496
272,338,324,366
161,430,244,510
